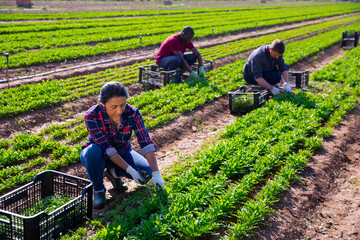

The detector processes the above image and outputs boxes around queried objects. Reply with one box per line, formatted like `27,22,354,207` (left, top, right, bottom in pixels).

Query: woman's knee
81,144,104,165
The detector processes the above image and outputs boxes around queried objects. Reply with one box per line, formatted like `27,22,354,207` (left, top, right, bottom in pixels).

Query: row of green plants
0,18,357,151
312,44,360,86
0,3,342,21
1,6,351,53
63,42,360,238
91,81,360,239
1,17,357,119
1,24,358,196
1,6,322,36
199,14,359,59
1,7,358,69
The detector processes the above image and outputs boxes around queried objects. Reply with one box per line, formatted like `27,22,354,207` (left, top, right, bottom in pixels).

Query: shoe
93,191,106,209
104,168,128,193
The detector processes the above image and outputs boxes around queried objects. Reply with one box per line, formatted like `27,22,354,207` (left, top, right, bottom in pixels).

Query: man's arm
281,70,289,84
255,77,275,90
191,47,203,67
172,50,193,73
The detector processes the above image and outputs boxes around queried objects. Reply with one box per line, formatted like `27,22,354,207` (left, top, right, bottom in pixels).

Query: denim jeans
80,144,152,192
157,53,197,71
244,64,289,85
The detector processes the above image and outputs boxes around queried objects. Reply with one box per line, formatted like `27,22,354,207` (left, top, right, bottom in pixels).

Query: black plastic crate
191,59,213,74
0,170,93,240
341,31,359,49
139,65,181,87
288,70,309,88
228,85,269,114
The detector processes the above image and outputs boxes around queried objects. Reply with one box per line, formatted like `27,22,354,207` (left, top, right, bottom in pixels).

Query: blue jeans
157,53,197,71
80,144,152,192
244,64,289,85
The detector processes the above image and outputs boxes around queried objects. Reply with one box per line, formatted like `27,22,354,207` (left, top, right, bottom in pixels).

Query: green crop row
1,6,351,53
225,92,358,239
200,14,359,60
0,3,342,21
1,6,358,69
1,17,358,119
1,19,359,195
92,80,360,239
312,45,360,86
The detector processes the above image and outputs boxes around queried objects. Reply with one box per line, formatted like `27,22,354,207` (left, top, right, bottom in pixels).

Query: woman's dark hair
99,81,129,104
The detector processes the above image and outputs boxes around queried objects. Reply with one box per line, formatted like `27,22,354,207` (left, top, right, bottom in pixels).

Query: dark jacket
243,44,287,79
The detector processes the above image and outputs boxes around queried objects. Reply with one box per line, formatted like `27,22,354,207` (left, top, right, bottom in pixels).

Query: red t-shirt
155,33,195,64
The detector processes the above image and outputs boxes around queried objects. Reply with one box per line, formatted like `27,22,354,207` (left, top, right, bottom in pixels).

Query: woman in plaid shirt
80,81,164,209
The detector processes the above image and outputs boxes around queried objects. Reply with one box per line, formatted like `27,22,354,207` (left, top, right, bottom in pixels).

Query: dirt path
0,14,351,87
62,41,350,218
253,104,360,240
0,40,346,139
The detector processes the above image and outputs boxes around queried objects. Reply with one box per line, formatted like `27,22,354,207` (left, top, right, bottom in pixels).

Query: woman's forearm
109,153,129,171
144,151,159,172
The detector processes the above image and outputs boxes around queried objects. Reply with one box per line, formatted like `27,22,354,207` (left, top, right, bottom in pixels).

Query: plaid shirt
83,103,157,157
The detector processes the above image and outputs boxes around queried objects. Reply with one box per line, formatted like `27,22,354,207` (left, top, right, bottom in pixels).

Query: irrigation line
0,51,155,83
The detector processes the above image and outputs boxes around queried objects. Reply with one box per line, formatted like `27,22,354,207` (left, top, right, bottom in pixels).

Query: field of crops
1,1,360,239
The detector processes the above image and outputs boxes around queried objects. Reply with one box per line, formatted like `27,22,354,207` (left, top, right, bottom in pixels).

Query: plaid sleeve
84,113,117,157
133,109,157,156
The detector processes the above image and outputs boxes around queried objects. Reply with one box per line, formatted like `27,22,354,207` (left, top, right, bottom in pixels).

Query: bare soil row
0,14,350,86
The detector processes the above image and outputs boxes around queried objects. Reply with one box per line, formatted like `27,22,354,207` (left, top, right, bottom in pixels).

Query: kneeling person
243,39,292,95
155,26,205,79
80,82,165,209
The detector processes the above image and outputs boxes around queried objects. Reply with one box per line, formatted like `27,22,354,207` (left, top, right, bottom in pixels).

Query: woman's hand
126,166,146,184
152,171,165,189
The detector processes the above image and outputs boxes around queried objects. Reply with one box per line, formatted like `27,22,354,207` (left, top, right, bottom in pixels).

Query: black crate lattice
139,65,181,87
341,31,359,49
288,70,309,89
229,86,269,114
0,170,93,240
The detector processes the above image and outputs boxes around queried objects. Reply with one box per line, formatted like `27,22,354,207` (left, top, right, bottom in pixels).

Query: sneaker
104,168,128,193
93,191,106,209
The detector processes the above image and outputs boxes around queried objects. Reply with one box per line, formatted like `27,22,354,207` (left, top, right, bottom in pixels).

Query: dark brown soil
1,12,358,237
63,40,351,219
0,39,346,140
0,14,351,88
253,103,360,240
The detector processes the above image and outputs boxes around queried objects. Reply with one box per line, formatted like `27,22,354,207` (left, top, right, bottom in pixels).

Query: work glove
199,66,205,77
284,83,292,93
152,171,165,189
189,71,199,79
126,166,146,184
270,87,281,96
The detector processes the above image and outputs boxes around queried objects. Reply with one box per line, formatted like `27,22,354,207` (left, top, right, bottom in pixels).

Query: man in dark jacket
243,39,292,95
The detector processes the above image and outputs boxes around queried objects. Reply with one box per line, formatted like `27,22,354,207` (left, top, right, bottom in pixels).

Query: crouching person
243,39,292,95
156,26,205,81
80,81,165,209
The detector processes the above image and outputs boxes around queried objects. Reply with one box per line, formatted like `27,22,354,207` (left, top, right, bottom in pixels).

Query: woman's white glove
270,87,281,96
152,171,165,189
284,83,292,93
126,166,146,184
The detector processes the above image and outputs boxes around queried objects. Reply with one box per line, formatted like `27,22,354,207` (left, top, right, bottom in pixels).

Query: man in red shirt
155,26,205,79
